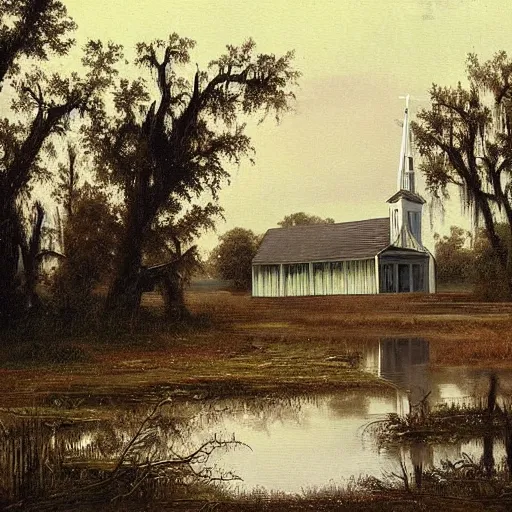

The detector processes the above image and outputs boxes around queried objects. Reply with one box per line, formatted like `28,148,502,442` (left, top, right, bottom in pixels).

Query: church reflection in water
363,337,510,486
364,337,510,413
364,337,430,415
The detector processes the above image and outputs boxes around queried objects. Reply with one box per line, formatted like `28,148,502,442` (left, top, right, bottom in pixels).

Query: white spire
397,94,415,193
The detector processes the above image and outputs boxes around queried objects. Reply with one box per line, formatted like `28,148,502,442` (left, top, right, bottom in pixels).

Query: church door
380,263,395,293
412,263,425,292
398,264,410,292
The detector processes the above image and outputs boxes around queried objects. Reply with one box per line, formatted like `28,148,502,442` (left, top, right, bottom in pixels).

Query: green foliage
52,143,79,217
85,34,299,204
5,39,122,184
412,51,512,297
0,11,299,319
210,228,261,290
435,223,512,300
0,0,77,81
81,32,298,313
278,212,335,228
434,226,474,284
0,0,122,322
52,184,122,312
144,203,223,267
473,223,511,301
143,203,224,317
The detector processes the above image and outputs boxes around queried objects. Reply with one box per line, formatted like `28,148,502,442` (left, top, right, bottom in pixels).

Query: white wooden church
252,97,436,297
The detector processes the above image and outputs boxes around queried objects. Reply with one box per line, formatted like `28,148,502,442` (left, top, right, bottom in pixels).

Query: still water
206,337,512,492
2,337,512,502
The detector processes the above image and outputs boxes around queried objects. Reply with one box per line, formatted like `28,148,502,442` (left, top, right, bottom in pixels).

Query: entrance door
412,263,425,292
398,264,410,292
380,263,395,293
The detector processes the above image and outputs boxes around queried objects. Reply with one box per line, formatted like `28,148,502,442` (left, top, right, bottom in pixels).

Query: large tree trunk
105,158,164,317
162,271,187,321
502,203,512,299
478,195,512,298
105,197,154,317
105,230,145,317
19,202,45,310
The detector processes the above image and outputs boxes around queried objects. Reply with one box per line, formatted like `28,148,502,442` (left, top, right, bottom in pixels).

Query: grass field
2,289,512,405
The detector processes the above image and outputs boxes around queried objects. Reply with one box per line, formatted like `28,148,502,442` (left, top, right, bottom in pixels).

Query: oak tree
278,211,335,228
433,226,473,284
210,227,261,290
84,35,299,315
0,0,122,323
413,51,512,297
143,202,223,318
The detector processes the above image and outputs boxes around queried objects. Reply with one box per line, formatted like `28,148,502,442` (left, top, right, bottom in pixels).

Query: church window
408,211,421,241
412,264,425,292
393,209,399,239
380,263,395,293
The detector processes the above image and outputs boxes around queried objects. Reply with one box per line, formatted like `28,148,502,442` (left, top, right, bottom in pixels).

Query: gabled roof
387,189,426,205
253,217,390,265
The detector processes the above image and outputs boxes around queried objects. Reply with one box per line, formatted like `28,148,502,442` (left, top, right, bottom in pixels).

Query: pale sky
58,0,509,252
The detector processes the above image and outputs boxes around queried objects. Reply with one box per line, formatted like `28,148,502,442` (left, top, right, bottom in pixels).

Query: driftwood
6,398,247,511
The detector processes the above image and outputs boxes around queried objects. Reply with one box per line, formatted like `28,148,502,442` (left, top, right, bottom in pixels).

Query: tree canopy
209,227,261,290
433,223,511,300
277,212,335,228
0,0,76,84
82,34,299,314
412,51,512,296
434,226,473,284
0,0,122,324
0,0,299,324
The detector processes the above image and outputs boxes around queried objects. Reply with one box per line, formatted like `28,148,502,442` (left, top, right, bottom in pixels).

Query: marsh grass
207,480,429,512
374,404,505,444
7,290,512,510
5,289,512,402
374,374,511,447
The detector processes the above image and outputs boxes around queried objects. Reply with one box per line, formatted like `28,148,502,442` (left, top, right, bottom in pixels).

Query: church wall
428,252,436,293
252,264,281,297
252,258,378,297
284,263,310,296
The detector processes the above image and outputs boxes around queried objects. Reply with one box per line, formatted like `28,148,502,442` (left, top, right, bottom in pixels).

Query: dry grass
183,290,512,367
3,289,512,406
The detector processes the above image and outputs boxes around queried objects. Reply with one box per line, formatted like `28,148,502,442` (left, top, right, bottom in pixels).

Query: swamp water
2,338,512,505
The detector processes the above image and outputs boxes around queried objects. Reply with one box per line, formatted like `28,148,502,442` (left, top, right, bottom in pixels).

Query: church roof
386,189,426,205
253,217,390,264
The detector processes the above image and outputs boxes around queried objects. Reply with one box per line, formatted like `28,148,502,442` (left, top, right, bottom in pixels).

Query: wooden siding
253,259,378,297
252,264,281,297
285,263,311,296
428,252,436,293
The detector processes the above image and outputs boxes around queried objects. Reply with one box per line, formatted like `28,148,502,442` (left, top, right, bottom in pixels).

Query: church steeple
387,95,425,249
397,94,415,193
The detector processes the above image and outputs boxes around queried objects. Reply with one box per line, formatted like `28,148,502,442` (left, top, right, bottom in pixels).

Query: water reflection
1,393,511,501
365,337,429,403
365,338,512,411
209,390,400,493
0,395,395,504
4,337,512,502
380,435,510,493
362,338,512,491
